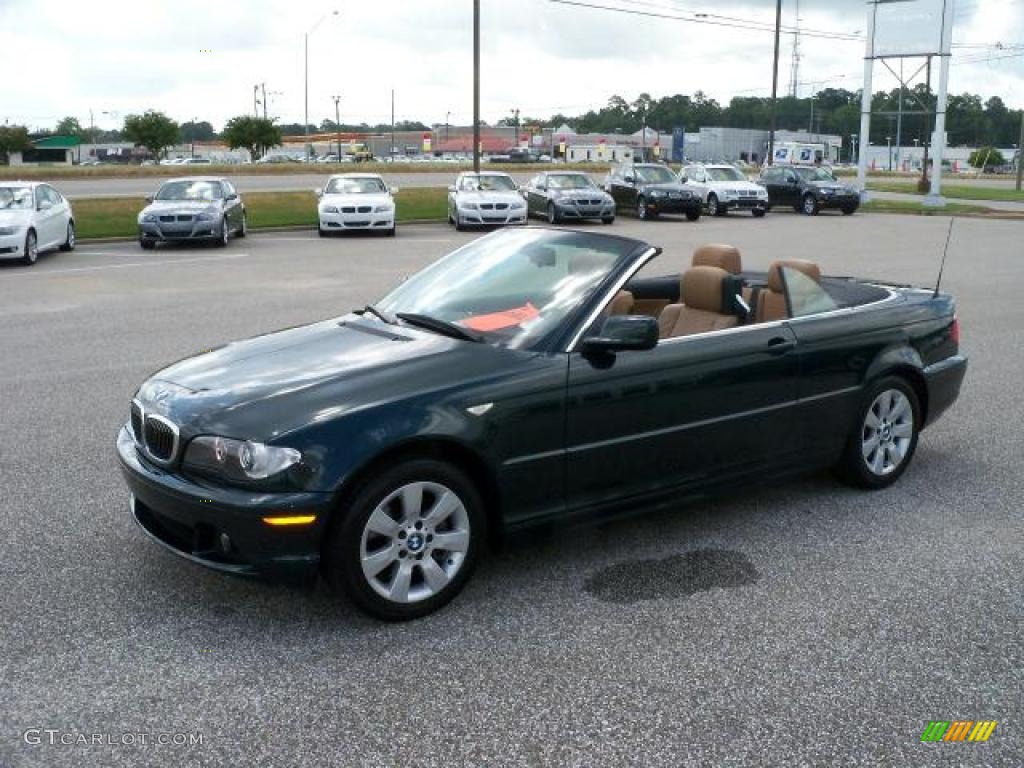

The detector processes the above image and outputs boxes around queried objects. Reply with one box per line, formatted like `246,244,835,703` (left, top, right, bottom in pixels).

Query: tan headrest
768,260,821,292
682,266,728,312
692,244,741,275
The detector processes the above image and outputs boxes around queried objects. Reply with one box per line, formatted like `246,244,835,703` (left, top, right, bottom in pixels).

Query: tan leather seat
658,266,740,339
692,244,742,274
608,290,635,316
755,259,822,322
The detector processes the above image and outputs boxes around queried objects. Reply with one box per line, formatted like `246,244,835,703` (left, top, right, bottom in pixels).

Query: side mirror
390,186,400,195
145,195,153,203
679,175,688,183
38,199,53,211
623,175,635,184
582,315,659,354
788,177,798,184
447,185,456,193
226,192,238,201
314,188,323,197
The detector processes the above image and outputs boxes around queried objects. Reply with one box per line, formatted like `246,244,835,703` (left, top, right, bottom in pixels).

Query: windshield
547,174,596,190
794,167,836,182
706,167,746,182
376,229,639,349
634,166,676,184
155,180,223,201
0,186,33,210
325,177,387,194
461,174,517,192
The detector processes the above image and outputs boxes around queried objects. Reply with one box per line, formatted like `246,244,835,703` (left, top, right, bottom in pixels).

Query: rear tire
834,376,920,490
60,221,75,251
323,459,485,621
237,213,247,237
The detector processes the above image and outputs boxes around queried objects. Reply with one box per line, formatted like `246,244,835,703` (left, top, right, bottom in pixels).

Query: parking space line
4,252,248,277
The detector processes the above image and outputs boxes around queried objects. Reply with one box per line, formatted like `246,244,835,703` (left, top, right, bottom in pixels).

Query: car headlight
196,212,214,221
183,436,304,483
821,188,835,195
461,202,478,210
649,190,666,198
373,204,393,213
0,226,18,236
139,213,157,223
320,205,338,214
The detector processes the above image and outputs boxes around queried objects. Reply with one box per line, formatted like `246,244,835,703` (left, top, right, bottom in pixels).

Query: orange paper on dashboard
461,303,540,332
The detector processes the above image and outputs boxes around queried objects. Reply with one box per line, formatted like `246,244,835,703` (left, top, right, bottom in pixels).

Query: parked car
316,173,397,236
118,228,966,620
179,157,212,165
523,171,615,224
758,165,860,215
606,162,702,221
681,163,769,217
137,177,246,249
0,182,75,265
447,172,527,230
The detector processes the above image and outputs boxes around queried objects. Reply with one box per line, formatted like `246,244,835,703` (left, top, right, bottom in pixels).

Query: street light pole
446,111,451,144
191,116,197,158
512,108,520,147
305,10,338,160
333,94,341,162
1016,110,1024,192
473,0,481,173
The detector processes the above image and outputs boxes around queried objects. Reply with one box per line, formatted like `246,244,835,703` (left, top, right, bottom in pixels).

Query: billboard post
925,2,955,206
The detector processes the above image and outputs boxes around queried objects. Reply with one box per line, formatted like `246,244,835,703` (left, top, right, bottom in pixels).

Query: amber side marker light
262,514,317,527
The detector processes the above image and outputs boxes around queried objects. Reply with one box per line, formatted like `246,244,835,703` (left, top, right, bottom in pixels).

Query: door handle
766,337,796,354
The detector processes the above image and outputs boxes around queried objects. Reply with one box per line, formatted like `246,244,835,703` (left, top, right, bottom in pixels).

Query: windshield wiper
396,313,483,343
359,304,396,325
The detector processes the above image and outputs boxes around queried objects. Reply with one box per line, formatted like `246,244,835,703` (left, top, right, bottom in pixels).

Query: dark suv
758,165,860,215
606,162,701,221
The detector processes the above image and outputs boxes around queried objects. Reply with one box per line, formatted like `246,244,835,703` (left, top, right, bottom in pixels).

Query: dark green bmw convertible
118,228,966,620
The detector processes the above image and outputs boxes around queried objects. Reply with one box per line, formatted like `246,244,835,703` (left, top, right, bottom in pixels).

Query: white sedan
447,172,527,230
0,182,75,265
681,163,769,217
316,173,397,236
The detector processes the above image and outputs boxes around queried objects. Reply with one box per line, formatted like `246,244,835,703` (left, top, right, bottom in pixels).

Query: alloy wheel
861,389,914,476
637,198,647,219
547,203,558,225
359,481,471,604
65,222,75,250
707,195,719,216
803,194,818,215
23,230,38,265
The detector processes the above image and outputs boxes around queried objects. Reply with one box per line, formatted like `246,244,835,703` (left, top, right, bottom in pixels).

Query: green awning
32,135,80,149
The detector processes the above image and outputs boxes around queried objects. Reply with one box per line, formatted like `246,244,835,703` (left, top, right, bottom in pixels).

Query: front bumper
648,196,701,215
319,209,395,231
554,201,615,220
0,230,25,259
139,219,221,242
719,197,769,211
922,354,967,428
816,193,860,210
117,426,330,582
458,207,527,226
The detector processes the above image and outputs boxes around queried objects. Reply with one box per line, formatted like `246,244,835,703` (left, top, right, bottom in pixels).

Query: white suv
681,164,769,217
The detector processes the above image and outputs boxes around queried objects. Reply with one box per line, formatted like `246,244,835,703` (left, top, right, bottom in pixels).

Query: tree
123,110,179,159
181,120,216,143
222,115,282,160
968,147,1006,169
0,125,31,164
55,116,84,137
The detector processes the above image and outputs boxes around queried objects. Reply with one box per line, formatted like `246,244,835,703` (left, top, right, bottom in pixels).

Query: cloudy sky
1,0,1021,133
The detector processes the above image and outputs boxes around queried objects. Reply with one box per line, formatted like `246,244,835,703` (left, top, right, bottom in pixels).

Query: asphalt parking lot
1,212,1021,767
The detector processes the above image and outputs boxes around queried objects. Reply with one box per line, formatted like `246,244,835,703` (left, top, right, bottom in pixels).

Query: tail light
950,315,960,346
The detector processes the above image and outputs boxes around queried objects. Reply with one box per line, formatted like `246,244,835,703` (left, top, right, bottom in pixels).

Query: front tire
685,208,701,222
215,220,229,247
22,229,38,265
324,459,485,621
60,221,75,251
841,206,857,216
601,215,615,225
707,194,725,217
547,202,560,225
139,238,156,250
802,194,820,216
752,208,767,218
636,197,649,220
834,377,920,490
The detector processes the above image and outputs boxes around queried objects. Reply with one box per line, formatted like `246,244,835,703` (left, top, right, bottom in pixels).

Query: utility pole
254,85,259,117
333,94,341,162
1016,109,1024,192
921,56,932,189
473,0,481,173
512,108,520,147
391,89,395,160
768,0,782,165
262,83,268,121
446,111,451,144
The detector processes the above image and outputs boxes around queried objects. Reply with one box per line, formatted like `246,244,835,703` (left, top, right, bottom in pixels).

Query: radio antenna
933,217,955,298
